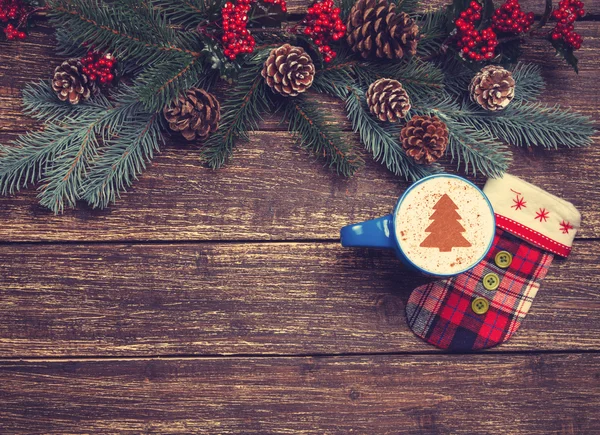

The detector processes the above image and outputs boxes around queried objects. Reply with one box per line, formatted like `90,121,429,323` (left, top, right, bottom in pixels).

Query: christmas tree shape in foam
420,194,472,252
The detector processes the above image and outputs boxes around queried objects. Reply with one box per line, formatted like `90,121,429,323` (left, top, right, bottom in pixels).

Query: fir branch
339,0,355,19
415,8,449,57
314,67,441,180
37,118,102,213
22,80,110,123
412,96,512,177
81,111,163,209
284,95,364,177
133,54,206,112
344,86,440,180
47,0,201,65
439,56,475,97
203,77,265,168
202,51,271,169
312,59,357,98
464,101,596,149
398,0,420,13
511,62,545,103
351,59,446,98
54,27,89,57
445,121,511,178
0,84,164,213
152,0,224,28
0,87,112,200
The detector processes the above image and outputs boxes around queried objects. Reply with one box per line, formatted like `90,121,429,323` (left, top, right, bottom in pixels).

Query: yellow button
495,251,513,269
483,273,500,291
472,297,489,315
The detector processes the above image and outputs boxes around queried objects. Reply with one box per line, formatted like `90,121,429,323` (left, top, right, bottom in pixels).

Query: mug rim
392,173,496,277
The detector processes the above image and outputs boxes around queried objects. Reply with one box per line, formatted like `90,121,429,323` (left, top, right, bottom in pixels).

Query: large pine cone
469,65,516,111
52,59,96,105
346,0,419,60
400,115,448,165
366,78,411,122
261,44,315,97
164,88,221,141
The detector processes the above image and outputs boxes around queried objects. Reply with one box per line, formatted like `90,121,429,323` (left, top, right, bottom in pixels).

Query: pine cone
163,88,221,141
469,65,516,111
261,44,315,96
400,115,449,165
366,78,411,122
346,0,419,60
52,59,96,105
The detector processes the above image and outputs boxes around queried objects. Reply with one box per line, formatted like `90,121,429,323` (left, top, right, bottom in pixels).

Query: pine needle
284,95,364,177
344,86,440,181
464,101,596,149
202,50,271,169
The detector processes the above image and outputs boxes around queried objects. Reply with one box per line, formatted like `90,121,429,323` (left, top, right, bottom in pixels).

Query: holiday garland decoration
0,0,596,214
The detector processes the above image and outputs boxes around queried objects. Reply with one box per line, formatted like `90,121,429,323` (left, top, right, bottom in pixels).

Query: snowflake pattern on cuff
535,208,549,222
560,220,574,234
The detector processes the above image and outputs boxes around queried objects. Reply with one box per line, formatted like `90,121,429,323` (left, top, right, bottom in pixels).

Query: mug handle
340,214,395,249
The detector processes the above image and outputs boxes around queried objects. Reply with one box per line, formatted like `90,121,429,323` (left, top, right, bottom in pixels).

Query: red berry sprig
302,0,346,63
221,0,288,61
491,0,535,34
551,0,585,50
454,1,498,62
0,0,27,40
81,50,117,85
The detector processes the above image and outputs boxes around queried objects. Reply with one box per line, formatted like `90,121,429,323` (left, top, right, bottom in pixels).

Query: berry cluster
454,2,498,61
302,0,345,62
221,0,287,61
81,50,116,85
491,0,535,34
551,0,585,50
0,0,27,40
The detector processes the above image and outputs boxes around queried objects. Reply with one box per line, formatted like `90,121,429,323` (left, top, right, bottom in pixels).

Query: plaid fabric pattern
405,228,554,351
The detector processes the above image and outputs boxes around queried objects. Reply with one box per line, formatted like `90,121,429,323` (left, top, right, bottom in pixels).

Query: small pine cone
261,44,315,96
346,0,419,60
163,88,221,141
469,65,516,111
400,115,449,165
366,78,411,122
52,59,96,105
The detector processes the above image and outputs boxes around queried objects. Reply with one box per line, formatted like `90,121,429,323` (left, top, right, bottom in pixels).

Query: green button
495,251,513,269
483,273,500,291
472,297,489,315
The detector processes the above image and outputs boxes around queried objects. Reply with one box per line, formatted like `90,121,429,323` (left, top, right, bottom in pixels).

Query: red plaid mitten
405,174,581,350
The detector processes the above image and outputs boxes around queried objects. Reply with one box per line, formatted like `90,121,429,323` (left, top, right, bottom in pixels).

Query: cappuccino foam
395,176,495,276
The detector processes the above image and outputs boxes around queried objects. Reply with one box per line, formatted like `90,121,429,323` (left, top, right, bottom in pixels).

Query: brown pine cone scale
469,65,516,111
346,0,419,60
262,44,315,97
52,59,96,105
400,115,449,165
366,78,411,122
164,88,221,141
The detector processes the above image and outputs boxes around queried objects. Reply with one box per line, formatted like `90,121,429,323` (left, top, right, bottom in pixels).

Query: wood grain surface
1,354,599,434
1,1,599,433
1,241,599,357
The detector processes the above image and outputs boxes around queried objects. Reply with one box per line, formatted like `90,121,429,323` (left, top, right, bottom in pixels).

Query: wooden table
1,1,599,433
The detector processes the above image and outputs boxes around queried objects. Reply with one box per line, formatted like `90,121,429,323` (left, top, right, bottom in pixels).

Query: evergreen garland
0,0,596,213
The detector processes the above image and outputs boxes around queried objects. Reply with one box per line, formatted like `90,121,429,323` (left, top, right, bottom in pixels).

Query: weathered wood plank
1,130,598,241
1,240,598,357
1,353,599,434
0,24,598,242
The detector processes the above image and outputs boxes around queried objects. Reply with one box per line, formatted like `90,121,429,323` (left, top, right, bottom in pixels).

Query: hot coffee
340,174,495,277
394,176,495,275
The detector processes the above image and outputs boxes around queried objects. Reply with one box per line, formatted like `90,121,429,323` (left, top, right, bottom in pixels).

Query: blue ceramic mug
340,174,496,277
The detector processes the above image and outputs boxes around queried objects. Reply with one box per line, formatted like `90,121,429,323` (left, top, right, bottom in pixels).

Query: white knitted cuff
483,174,581,257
